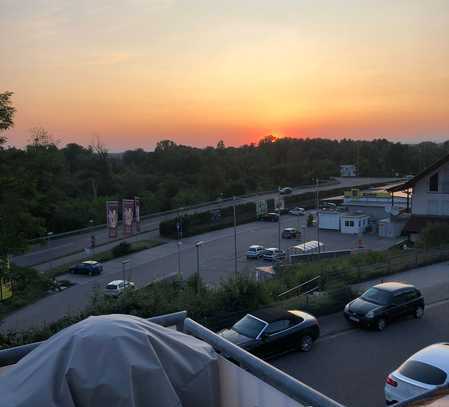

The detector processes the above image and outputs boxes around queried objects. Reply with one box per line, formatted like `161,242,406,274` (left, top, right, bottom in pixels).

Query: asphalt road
1,213,397,333
13,177,399,267
273,299,449,407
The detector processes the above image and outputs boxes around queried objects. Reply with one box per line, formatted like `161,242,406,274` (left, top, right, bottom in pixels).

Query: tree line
1,91,449,255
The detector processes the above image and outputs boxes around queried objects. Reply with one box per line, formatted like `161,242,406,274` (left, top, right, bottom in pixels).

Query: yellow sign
0,279,13,301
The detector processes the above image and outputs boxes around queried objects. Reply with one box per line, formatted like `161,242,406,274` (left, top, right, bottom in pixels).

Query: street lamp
315,178,321,254
233,197,238,275
121,259,129,282
47,232,54,271
195,241,204,291
277,188,281,251
177,241,182,277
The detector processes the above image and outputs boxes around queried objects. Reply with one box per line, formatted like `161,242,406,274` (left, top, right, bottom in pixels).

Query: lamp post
277,188,281,251
121,259,129,283
195,241,204,292
177,241,182,277
315,178,321,254
233,197,238,275
47,232,53,271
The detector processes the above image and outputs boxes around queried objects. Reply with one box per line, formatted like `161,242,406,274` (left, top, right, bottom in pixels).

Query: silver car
104,280,136,298
385,343,449,405
246,245,265,259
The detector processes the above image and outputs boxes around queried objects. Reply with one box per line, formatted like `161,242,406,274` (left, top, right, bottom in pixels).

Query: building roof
374,282,414,292
403,215,449,234
387,152,449,193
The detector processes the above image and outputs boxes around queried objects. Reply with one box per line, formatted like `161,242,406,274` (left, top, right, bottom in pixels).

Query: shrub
418,223,449,248
112,242,132,258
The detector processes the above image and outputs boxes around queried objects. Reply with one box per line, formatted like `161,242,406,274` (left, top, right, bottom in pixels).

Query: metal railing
278,275,321,298
0,310,187,367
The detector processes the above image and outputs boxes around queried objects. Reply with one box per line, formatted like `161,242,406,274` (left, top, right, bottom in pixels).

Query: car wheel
376,318,387,331
414,306,424,319
299,335,314,352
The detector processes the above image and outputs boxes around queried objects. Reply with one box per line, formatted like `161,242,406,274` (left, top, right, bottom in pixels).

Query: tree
0,91,15,145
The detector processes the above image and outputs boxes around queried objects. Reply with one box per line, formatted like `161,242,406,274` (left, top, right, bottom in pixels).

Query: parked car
344,282,424,331
69,260,103,276
263,248,286,261
320,202,337,210
104,280,135,297
385,343,449,405
246,245,265,259
219,308,320,357
279,187,293,195
289,207,305,216
259,212,280,222
282,227,299,239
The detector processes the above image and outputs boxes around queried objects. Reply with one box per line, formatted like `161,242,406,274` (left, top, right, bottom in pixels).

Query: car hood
349,297,381,314
218,329,254,346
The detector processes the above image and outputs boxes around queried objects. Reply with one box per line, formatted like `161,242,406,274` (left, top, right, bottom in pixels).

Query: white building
340,164,357,177
340,213,369,234
387,153,449,241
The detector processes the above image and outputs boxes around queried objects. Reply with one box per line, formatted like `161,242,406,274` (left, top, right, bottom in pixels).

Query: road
13,177,400,267
273,299,449,407
1,213,398,333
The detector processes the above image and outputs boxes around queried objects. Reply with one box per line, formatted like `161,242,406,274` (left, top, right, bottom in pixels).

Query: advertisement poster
122,199,135,236
106,201,119,238
134,196,141,232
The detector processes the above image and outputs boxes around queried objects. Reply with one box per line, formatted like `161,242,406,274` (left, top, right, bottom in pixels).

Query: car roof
265,247,278,251
284,227,296,231
249,245,263,249
107,280,126,285
250,308,298,323
408,344,449,373
374,282,415,292
82,261,99,265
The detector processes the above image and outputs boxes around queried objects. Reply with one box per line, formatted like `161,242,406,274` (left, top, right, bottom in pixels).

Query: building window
429,172,439,192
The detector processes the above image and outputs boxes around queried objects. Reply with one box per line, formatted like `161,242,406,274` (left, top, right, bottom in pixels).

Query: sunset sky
1,0,449,150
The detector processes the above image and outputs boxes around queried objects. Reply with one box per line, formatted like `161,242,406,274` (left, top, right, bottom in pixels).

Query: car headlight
366,311,374,318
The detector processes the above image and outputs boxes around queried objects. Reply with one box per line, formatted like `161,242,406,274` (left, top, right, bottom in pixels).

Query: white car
385,343,449,405
289,207,305,216
279,187,293,195
246,245,265,259
263,248,286,261
104,280,136,297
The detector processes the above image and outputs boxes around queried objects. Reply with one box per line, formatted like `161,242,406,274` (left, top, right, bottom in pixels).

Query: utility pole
176,209,183,277
121,259,129,282
316,178,321,254
233,197,238,275
195,241,204,292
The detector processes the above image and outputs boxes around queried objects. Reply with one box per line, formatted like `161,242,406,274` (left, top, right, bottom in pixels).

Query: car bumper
344,311,375,328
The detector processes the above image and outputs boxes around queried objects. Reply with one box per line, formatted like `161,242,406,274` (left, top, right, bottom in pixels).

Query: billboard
122,199,135,236
134,196,141,232
106,201,119,238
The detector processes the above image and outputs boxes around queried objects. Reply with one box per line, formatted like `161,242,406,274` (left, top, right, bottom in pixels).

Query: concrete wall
218,356,304,407
412,162,449,216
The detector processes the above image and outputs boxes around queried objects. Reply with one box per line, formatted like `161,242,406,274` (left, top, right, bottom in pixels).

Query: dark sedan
344,282,424,331
219,308,320,357
259,212,280,222
69,260,103,276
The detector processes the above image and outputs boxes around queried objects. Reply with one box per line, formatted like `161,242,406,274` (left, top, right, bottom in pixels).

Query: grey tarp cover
0,314,220,407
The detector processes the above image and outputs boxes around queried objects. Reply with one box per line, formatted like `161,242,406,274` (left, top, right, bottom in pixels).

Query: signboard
123,199,135,236
256,200,268,216
0,279,13,301
106,201,119,238
134,196,141,232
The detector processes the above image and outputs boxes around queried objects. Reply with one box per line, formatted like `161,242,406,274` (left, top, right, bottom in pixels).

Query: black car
69,261,103,276
259,212,280,222
282,227,299,239
219,308,320,357
344,282,424,331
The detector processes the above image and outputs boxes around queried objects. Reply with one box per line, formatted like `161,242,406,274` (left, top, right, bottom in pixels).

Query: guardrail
29,179,339,243
183,317,345,407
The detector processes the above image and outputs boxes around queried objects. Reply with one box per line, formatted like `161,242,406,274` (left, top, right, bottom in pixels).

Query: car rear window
399,360,447,385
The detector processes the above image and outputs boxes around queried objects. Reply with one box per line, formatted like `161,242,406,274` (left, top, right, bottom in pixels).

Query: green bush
112,242,132,257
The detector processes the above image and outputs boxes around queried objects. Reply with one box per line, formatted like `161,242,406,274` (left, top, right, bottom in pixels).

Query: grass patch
47,239,165,278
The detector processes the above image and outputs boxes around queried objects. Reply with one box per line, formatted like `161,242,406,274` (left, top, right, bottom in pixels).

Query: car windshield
248,248,256,252
232,315,266,338
106,284,117,290
361,288,392,305
399,360,447,385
